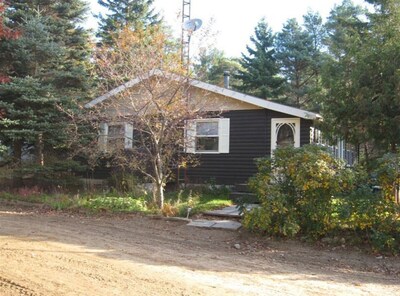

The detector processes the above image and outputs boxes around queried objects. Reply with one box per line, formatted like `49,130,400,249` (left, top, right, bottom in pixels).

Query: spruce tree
96,0,161,45
235,19,284,99
0,0,92,164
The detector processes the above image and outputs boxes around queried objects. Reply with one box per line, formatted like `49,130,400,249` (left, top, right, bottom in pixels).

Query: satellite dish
182,18,203,33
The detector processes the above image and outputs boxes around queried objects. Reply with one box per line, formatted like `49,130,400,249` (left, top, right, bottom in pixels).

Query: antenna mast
181,0,191,69
181,1,202,74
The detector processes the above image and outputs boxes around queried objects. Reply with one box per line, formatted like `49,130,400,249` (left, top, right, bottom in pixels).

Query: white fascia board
84,77,142,108
188,80,321,120
85,70,321,120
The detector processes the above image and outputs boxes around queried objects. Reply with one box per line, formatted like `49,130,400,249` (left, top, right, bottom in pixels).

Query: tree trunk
154,181,164,209
154,152,165,208
36,133,44,166
390,142,397,153
12,139,23,187
363,143,369,166
13,140,22,165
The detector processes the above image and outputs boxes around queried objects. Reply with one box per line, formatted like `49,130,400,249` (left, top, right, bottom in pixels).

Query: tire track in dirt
0,275,39,296
1,206,400,296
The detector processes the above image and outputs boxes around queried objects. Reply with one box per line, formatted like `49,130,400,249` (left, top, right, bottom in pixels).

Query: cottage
85,71,321,185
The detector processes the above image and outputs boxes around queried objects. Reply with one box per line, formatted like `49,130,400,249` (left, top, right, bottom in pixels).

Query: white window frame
99,122,133,151
185,118,230,154
271,118,300,152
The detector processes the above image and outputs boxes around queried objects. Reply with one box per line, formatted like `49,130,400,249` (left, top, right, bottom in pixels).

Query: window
107,124,125,149
276,123,295,148
196,121,219,152
185,118,230,154
99,122,133,151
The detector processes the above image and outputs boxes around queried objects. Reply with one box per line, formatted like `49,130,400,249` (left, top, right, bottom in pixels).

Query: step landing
203,204,259,218
187,205,259,231
187,219,242,230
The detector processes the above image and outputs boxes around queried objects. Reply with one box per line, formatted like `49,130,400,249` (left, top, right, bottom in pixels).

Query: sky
86,0,370,58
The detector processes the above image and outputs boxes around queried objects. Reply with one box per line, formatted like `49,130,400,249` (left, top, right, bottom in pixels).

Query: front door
271,118,300,152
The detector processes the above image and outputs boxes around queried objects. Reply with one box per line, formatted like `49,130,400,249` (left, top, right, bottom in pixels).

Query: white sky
85,0,369,58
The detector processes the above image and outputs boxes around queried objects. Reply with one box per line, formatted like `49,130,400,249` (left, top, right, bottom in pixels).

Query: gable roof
85,70,321,120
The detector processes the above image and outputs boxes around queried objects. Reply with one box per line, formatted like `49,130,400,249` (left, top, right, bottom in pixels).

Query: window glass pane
196,121,218,136
196,137,218,152
107,124,125,151
108,124,124,137
277,124,294,147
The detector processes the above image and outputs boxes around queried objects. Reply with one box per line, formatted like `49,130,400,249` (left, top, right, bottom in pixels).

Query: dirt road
0,204,399,296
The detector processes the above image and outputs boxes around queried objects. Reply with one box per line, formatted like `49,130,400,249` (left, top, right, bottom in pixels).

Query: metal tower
181,0,191,69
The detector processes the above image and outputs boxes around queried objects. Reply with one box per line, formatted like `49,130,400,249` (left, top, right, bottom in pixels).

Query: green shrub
245,145,400,254
337,185,400,254
244,145,355,238
374,152,400,203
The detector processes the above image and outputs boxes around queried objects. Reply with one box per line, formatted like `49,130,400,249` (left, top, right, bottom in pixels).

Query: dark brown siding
300,118,312,145
185,109,268,185
185,109,315,185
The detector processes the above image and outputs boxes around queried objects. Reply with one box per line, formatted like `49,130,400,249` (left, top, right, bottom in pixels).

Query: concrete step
204,205,241,218
234,183,251,192
229,192,259,204
203,204,260,219
187,220,242,230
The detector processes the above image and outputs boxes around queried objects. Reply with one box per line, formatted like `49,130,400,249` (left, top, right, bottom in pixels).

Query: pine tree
275,18,316,108
0,0,92,164
235,19,284,99
96,0,161,45
302,11,327,111
321,0,371,150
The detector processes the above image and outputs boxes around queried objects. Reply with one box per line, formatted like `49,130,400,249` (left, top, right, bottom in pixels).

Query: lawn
0,186,233,217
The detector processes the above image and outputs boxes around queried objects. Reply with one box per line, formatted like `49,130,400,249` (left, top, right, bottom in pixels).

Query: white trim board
85,69,321,120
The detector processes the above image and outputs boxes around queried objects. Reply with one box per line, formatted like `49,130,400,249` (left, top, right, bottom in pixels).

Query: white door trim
271,118,301,152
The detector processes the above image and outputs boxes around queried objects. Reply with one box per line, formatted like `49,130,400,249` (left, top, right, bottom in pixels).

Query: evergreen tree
321,0,371,151
193,48,242,88
0,0,92,164
96,0,161,45
364,0,400,152
235,19,284,99
302,11,327,111
275,18,316,108
321,0,400,156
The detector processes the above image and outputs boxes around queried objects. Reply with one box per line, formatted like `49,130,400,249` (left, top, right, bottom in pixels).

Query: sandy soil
0,203,399,296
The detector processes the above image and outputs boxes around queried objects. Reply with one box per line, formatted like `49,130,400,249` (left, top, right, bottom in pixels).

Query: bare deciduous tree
85,26,208,208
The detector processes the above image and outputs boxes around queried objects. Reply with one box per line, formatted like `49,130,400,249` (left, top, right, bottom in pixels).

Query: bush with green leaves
244,145,400,254
374,152,400,203
244,145,355,238
337,185,400,254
